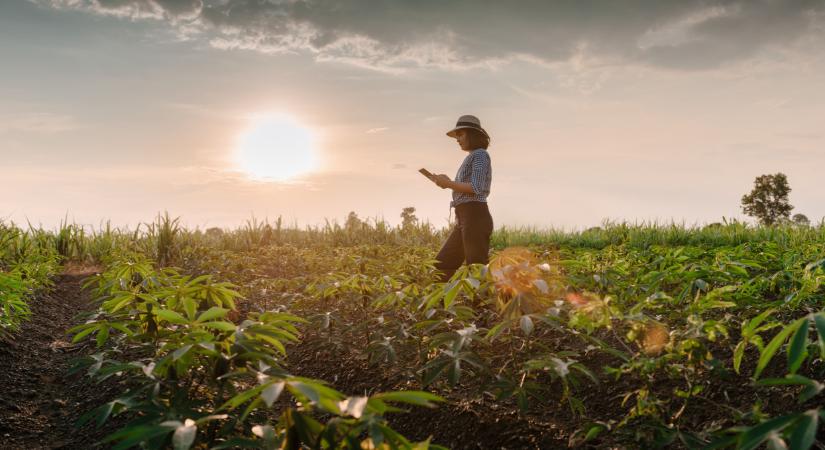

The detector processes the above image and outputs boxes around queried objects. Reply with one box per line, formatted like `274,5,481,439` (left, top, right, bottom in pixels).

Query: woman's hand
434,174,452,189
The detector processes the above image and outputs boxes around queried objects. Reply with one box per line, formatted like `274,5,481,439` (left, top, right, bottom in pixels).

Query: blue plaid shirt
451,148,492,207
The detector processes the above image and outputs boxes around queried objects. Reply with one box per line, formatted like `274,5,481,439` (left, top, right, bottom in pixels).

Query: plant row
69,251,445,449
0,223,60,335
182,240,825,448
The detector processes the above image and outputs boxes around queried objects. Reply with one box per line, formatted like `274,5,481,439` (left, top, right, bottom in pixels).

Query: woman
432,114,494,281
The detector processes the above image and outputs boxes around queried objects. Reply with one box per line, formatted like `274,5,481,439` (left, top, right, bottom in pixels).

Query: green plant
70,253,445,449
0,270,31,334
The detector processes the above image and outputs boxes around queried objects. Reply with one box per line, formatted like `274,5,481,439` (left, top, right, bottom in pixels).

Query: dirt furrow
0,267,122,450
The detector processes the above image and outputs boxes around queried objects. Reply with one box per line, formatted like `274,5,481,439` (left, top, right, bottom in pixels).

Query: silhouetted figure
431,115,493,281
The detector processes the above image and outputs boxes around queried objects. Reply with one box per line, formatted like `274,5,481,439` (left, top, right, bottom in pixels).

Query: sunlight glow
235,114,318,181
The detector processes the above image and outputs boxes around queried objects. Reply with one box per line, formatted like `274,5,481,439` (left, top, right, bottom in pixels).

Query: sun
235,113,319,182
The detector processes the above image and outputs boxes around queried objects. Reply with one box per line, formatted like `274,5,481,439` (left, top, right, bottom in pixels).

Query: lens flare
642,323,669,356
489,247,541,297
565,292,590,306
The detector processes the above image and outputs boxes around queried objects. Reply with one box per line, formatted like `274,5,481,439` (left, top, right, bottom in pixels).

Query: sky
2,0,824,231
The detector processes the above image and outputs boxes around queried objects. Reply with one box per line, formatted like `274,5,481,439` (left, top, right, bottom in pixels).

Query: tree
345,211,363,231
792,213,810,226
400,207,418,229
740,173,793,225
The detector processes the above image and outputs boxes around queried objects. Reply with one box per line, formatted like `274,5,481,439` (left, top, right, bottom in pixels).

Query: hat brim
446,125,489,139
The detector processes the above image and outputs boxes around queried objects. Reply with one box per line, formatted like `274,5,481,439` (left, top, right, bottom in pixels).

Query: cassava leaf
755,317,807,379
787,317,810,374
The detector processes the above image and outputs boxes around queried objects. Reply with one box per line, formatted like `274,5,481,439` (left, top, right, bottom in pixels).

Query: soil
0,265,124,450
284,324,823,450
0,266,820,450
0,265,597,449
287,343,573,449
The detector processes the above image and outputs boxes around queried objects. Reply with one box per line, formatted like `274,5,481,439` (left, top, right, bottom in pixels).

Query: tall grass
491,219,825,250
13,213,825,268
0,221,61,334
54,215,88,261
142,211,181,267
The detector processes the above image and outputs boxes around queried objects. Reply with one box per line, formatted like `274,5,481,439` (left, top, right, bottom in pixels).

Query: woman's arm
434,174,475,193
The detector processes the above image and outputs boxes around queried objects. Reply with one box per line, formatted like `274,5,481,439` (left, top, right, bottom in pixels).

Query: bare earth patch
0,269,122,450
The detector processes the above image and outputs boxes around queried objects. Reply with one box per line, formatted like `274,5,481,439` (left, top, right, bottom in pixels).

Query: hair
465,128,490,150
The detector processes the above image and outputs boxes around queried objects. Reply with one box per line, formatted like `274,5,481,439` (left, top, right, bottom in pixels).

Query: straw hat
446,114,489,139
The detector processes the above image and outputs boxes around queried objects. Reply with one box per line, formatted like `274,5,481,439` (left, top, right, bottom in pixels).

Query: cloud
33,0,825,72
40,0,202,20
637,5,732,51
366,127,388,134
635,1,825,69
0,113,78,133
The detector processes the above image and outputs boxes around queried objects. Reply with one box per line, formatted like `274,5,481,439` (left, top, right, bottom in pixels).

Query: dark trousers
435,201,494,281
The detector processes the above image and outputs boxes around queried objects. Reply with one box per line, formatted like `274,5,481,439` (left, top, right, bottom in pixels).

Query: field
2,215,825,449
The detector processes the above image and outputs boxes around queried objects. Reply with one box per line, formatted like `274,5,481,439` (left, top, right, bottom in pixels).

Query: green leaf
745,309,776,335
287,379,344,406
733,341,746,374
105,295,134,313
788,410,818,450
755,375,824,403
703,300,737,309
196,307,228,323
755,317,806,379
239,397,263,423
71,324,99,343
584,424,606,442
379,424,416,447
787,317,810,374
726,264,749,277
421,358,450,387
95,326,110,347
756,374,817,387
373,391,444,408
220,384,266,411
250,332,286,355
194,414,228,425
172,344,193,361
738,414,798,450
155,309,188,325
448,359,461,386
105,424,175,450
813,313,825,359
443,282,460,309
202,321,236,332
79,400,116,428
182,297,197,321
251,325,298,343
799,382,825,403
485,320,510,343
109,322,134,336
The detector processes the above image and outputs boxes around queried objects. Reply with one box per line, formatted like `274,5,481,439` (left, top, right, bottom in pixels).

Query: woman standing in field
431,115,494,281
